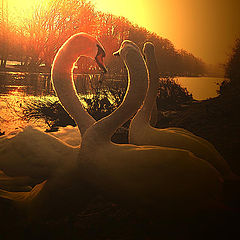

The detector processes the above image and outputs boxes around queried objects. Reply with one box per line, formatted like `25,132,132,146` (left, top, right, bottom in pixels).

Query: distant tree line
0,0,206,76
219,38,240,95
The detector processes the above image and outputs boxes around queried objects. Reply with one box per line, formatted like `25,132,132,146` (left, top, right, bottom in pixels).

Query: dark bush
22,98,76,131
156,78,193,110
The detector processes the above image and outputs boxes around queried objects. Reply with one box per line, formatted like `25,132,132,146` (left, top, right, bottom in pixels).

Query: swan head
113,40,140,59
143,42,159,78
143,42,155,60
54,33,107,73
75,33,107,73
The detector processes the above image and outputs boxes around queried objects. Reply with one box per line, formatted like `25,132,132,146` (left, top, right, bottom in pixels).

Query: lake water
177,77,224,100
0,72,225,134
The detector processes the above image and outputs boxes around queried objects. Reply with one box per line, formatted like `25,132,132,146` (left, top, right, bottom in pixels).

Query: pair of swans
0,33,234,219
77,41,223,217
129,42,239,181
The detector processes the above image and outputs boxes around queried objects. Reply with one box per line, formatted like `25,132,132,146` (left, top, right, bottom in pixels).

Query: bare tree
17,0,97,71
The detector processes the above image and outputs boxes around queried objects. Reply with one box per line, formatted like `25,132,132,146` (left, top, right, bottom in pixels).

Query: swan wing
0,181,46,202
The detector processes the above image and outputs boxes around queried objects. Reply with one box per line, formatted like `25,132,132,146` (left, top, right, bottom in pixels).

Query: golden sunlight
93,0,151,29
8,0,48,25
93,0,240,64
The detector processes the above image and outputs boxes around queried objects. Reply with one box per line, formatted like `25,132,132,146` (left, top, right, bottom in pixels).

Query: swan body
0,33,107,219
129,42,238,181
0,126,78,186
0,170,32,192
79,41,223,217
49,125,80,146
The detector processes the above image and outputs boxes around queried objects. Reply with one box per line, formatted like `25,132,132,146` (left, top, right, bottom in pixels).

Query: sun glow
7,0,48,25
92,0,240,65
4,0,240,64
92,0,151,30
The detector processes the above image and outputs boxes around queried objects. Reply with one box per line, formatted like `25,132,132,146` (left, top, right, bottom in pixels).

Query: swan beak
113,50,120,56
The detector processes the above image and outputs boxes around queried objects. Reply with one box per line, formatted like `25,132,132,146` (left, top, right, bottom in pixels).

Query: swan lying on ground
129,42,239,181
0,33,107,219
0,170,32,192
0,126,78,186
79,40,224,218
0,125,80,191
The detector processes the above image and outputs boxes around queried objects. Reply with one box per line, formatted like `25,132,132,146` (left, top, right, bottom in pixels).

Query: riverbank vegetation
0,0,206,76
20,77,192,131
218,38,240,96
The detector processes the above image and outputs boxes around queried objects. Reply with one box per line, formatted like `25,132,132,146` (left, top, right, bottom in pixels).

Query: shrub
156,78,193,110
22,98,76,131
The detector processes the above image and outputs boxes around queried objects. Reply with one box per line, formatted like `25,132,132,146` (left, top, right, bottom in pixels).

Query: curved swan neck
133,46,159,124
90,49,148,141
51,36,96,136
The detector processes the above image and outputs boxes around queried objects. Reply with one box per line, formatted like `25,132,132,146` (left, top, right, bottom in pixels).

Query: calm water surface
177,77,224,100
0,72,225,133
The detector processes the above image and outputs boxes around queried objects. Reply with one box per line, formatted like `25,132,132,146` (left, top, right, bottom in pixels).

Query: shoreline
0,66,224,78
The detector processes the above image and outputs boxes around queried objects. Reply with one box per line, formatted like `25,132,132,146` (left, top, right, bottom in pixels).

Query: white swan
49,125,80,146
129,42,239,181
79,40,223,218
0,126,78,185
51,32,106,136
0,33,107,218
0,33,106,190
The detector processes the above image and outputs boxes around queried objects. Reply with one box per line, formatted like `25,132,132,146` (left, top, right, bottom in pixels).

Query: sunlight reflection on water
0,91,55,134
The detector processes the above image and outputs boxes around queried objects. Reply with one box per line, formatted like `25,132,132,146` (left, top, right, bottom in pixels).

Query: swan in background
79,40,223,218
129,42,239,181
0,33,107,219
150,101,194,136
0,126,79,187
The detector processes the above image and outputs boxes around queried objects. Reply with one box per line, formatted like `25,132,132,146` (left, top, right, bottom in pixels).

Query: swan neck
133,52,159,124
90,51,148,141
51,43,95,136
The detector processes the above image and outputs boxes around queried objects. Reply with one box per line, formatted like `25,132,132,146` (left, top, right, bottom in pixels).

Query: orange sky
6,0,240,65
93,0,240,65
